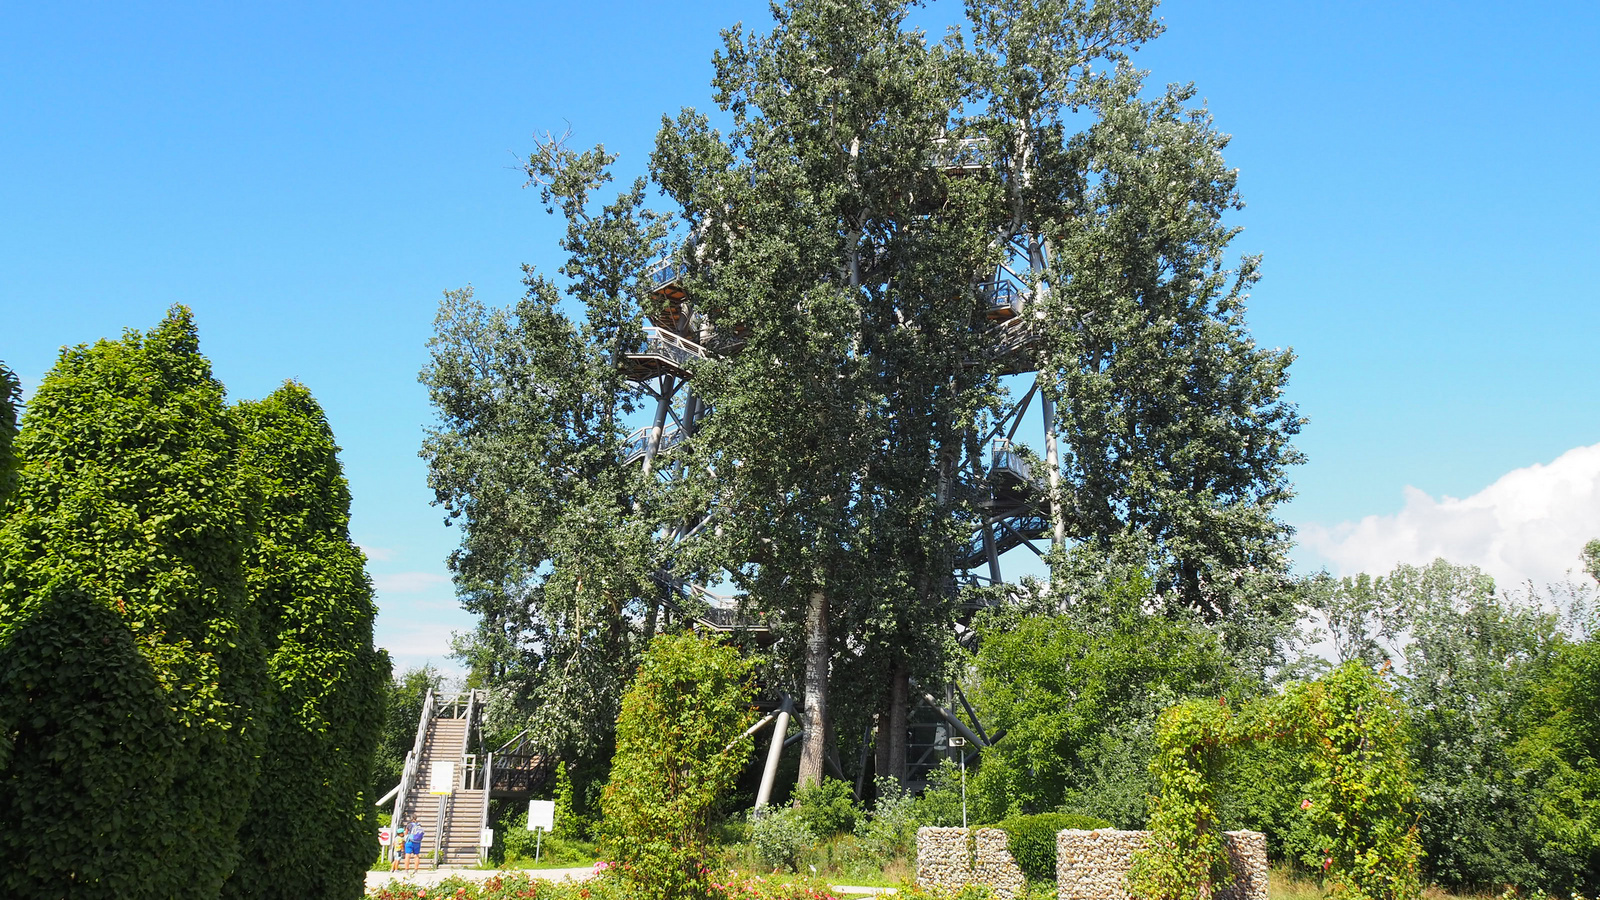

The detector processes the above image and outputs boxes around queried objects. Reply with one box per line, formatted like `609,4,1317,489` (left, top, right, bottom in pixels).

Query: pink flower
1300,799,1313,810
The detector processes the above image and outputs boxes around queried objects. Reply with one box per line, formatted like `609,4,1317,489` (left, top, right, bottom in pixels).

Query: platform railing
624,424,686,465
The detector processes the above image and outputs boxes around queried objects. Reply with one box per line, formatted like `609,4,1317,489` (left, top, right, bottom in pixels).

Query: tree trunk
797,587,831,789
887,662,908,786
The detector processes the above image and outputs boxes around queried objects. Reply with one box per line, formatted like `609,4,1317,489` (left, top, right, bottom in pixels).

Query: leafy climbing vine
1131,662,1423,900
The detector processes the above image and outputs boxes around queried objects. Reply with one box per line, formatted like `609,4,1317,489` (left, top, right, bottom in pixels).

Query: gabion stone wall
1218,831,1269,900
1055,830,1269,900
916,826,972,891
973,828,1027,900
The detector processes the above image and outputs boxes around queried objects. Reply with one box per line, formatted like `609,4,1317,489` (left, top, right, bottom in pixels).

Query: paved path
365,868,897,896
366,867,594,892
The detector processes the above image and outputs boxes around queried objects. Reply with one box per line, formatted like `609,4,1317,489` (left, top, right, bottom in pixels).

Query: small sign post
948,736,969,828
527,799,556,862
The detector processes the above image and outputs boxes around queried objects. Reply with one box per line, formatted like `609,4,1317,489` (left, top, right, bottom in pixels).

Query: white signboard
378,826,393,846
480,828,495,848
429,761,456,795
527,799,556,831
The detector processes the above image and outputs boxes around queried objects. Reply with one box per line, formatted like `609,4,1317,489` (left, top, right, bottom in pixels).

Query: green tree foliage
1030,73,1304,621
373,665,446,802
653,0,996,787
1515,634,1600,892
0,308,265,899
223,382,388,900
600,633,756,900
1131,663,1422,900
430,0,1302,795
1396,563,1556,889
0,361,19,503
1305,559,1574,890
420,139,665,758
969,580,1234,825
1510,551,1600,894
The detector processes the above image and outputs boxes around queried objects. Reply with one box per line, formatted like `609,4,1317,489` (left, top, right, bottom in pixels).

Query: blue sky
4,1,1597,673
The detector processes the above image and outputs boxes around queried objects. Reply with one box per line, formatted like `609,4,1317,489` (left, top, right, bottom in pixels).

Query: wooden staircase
388,691,490,868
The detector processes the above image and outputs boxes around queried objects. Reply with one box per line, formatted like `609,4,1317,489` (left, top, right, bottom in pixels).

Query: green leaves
600,633,756,900
0,361,18,505
0,306,264,899
223,382,387,900
1131,663,1422,900
0,310,383,900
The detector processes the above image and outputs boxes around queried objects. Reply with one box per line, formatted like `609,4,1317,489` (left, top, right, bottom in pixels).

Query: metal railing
990,439,1044,492
980,279,1023,315
623,424,686,466
477,750,495,864
957,514,1051,570
634,326,712,369
386,688,437,862
930,136,990,173
989,316,1035,356
457,690,478,785
648,258,683,288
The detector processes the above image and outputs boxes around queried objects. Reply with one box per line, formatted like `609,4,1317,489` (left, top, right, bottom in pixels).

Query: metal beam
753,698,793,812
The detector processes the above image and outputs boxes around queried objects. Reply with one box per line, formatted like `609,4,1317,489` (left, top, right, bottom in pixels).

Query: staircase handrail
387,688,437,860
491,729,532,756
624,423,686,466
478,750,495,864
639,326,712,365
459,689,478,789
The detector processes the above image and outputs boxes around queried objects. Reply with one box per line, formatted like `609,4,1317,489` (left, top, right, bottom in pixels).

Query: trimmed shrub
0,579,184,895
995,812,1111,881
600,633,756,900
0,361,18,503
0,307,265,898
222,382,388,900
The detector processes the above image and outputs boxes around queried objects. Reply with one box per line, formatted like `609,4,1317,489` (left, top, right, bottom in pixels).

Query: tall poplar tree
420,141,667,760
426,0,1302,791
0,308,264,899
224,382,388,900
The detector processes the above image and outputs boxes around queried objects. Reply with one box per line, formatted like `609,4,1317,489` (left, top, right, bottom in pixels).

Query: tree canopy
423,0,1302,793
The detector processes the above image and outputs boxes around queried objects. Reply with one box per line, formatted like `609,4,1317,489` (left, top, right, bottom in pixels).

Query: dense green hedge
994,812,1111,881
0,362,18,503
0,309,266,898
0,310,383,900
222,383,388,900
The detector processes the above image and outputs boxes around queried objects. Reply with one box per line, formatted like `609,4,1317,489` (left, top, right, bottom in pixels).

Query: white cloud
359,545,395,562
373,617,467,680
1299,442,1600,588
372,571,452,594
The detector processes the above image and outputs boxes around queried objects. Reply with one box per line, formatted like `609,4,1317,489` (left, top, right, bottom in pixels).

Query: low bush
501,829,598,868
854,778,919,863
369,871,887,900
752,805,817,872
794,778,860,837
994,812,1111,882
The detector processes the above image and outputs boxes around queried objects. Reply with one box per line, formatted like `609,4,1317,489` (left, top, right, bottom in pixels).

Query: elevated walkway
622,326,714,381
